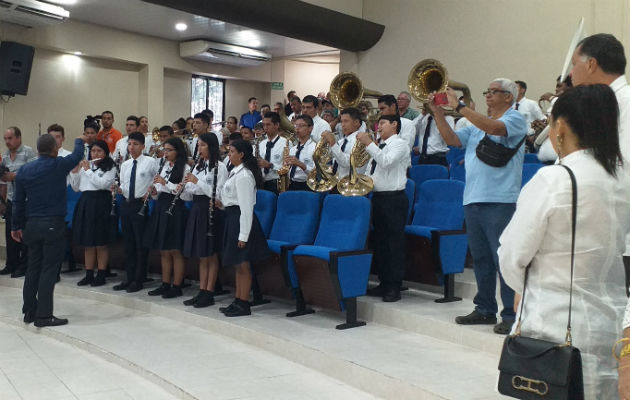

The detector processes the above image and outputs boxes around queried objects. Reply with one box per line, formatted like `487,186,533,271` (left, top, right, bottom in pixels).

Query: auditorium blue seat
256,191,321,306
254,190,277,239
404,179,466,302
524,153,541,164
409,164,448,199
449,163,466,182
522,163,544,188
66,185,82,229
446,146,465,168
404,179,415,223
292,195,372,329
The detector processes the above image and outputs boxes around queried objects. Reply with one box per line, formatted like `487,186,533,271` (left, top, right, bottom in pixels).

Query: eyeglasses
483,89,509,96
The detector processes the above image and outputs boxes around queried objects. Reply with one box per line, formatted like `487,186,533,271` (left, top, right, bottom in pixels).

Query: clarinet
165,180,184,216
138,158,166,217
207,162,219,237
110,155,122,216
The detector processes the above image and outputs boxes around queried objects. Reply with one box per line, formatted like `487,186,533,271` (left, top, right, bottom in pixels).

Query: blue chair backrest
269,191,321,244
522,163,544,188
524,153,541,164
411,179,465,230
446,146,465,168
409,164,449,197
404,179,415,223
449,163,466,182
66,185,82,226
314,195,370,251
254,190,277,238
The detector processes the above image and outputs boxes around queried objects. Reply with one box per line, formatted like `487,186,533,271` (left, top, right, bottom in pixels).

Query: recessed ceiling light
175,23,188,32
73,51,82,56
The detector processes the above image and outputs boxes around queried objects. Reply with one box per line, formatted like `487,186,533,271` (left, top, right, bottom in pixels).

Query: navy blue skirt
183,195,224,258
221,205,271,267
72,190,117,247
143,192,188,251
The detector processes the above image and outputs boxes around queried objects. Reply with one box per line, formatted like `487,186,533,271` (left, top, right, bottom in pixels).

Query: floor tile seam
0,317,198,400
0,366,24,400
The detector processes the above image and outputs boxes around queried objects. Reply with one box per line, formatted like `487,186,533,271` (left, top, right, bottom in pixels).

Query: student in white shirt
181,133,228,308
220,139,271,317
69,140,117,287
257,112,288,194
115,132,159,293
377,94,416,152
143,138,191,299
322,107,367,183
301,95,332,142
361,114,410,302
112,116,140,162
286,115,316,191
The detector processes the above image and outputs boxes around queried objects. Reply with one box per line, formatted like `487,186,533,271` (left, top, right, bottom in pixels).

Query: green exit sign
271,82,284,90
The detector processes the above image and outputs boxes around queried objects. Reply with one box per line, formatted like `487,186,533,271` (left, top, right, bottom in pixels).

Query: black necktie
264,136,279,174
87,144,93,160
515,103,520,110
290,142,305,180
421,116,433,157
370,142,387,174
332,138,349,175
227,160,234,172
129,159,137,200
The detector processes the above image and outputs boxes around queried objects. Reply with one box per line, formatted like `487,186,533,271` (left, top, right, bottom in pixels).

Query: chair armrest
433,229,466,236
330,250,373,299
430,231,467,275
281,244,300,288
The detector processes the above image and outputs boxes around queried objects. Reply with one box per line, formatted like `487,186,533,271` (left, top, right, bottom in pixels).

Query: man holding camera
427,79,527,335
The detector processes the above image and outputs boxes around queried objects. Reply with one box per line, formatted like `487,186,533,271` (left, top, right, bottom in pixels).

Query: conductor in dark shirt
11,134,85,327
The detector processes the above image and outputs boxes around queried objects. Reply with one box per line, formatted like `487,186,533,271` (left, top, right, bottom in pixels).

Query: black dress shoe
223,300,251,317
382,287,401,302
219,299,238,313
90,273,106,287
77,274,94,286
455,310,497,325
493,320,514,335
0,266,14,275
34,316,68,327
366,284,387,297
193,291,215,308
148,283,170,296
183,292,200,306
161,286,182,299
126,281,143,293
23,311,35,324
112,282,129,291
11,268,26,278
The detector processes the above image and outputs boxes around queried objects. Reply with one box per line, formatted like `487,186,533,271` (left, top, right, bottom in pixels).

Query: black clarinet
207,162,219,237
138,157,166,217
110,155,122,216
165,181,184,216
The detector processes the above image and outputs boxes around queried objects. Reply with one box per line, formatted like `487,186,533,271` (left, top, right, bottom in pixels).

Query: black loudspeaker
0,41,35,96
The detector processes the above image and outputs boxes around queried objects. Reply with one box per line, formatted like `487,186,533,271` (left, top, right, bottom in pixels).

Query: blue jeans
464,203,516,321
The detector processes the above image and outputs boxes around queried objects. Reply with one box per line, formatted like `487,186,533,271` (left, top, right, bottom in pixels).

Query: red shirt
97,128,123,153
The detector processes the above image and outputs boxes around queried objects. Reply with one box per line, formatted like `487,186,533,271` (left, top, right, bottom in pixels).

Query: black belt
421,151,447,158
372,190,405,197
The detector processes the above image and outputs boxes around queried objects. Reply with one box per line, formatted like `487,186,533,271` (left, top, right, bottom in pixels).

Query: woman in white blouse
69,140,117,287
498,84,630,399
180,133,227,308
219,139,271,317
144,138,191,299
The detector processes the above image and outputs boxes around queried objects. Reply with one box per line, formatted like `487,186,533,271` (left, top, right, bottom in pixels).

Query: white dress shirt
288,138,316,183
365,135,409,192
330,131,367,179
258,134,288,181
69,166,116,192
222,164,257,242
454,117,473,131
513,97,545,136
58,148,71,157
415,114,454,154
112,136,129,162
398,117,416,151
188,131,223,161
153,161,191,197
181,160,228,202
610,75,630,256
335,121,367,140
119,155,159,200
310,115,332,143
498,150,630,397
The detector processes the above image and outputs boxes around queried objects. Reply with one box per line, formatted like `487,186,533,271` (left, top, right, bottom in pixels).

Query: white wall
283,59,340,100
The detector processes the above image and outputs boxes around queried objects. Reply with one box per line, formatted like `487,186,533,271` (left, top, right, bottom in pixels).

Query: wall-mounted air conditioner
180,40,271,67
0,0,69,28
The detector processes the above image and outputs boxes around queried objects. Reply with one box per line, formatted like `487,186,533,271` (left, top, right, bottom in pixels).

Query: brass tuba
306,137,338,192
336,134,374,196
407,59,472,111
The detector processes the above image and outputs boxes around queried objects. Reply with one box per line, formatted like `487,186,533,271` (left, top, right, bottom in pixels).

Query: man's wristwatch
455,101,466,113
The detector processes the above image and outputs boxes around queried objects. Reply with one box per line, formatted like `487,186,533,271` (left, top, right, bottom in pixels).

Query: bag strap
514,164,577,346
482,133,527,154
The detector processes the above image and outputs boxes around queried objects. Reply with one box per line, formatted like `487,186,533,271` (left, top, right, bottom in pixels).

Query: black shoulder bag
497,164,584,399
476,134,526,167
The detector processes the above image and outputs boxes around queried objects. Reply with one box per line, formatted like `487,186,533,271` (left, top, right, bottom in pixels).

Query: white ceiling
48,0,339,58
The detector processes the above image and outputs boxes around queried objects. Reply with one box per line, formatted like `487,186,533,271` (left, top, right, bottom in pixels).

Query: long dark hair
91,140,114,172
164,138,188,183
196,133,220,171
230,139,263,189
551,84,621,176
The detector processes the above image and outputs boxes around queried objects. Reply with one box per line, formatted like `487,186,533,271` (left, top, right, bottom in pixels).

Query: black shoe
77,272,94,286
10,268,25,278
126,281,143,293
193,291,215,308
455,310,497,325
183,291,201,306
23,311,35,324
220,299,238,313
112,282,129,291
161,286,182,299
224,300,251,317
0,266,14,275
493,320,514,335
34,316,68,327
382,287,401,302
366,284,387,297
91,272,106,287
148,283,170,296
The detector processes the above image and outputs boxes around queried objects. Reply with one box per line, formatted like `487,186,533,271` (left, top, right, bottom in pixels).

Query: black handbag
476,133,525,167
498,164,584,399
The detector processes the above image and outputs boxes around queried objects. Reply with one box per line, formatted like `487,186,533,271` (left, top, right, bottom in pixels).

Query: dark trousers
464,203,516,321
288,181,309,191
5,201,27,271
120,200,149,284
263,179,279,194
418,152,448,167
22,216,66,318
372,191,408,288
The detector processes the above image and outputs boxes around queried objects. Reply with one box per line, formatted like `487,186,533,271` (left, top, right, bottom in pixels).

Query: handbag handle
514,164,576,346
